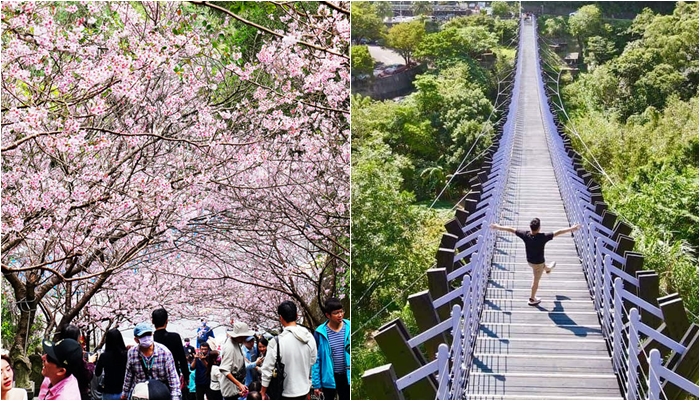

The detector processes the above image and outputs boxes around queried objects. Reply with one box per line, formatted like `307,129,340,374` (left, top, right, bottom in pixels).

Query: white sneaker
528,297,541,306
545,261,557,274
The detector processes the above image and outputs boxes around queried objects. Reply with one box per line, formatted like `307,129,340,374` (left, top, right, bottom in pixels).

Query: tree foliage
560,3,698,319
411,1,434,16
351,45,374,76
564,2,698,121
491,1,512,19
542,16,569,38
385,20,426,65
569,4,604,50
350,1,385,42
2,1,349,384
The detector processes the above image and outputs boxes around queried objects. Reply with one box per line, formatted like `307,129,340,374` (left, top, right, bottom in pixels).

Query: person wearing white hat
219,321,254,399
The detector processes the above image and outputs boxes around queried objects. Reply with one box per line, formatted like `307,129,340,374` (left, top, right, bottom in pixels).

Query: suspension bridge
361,17,699,400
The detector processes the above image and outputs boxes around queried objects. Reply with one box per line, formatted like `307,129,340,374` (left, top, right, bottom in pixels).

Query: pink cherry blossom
2,1,348,356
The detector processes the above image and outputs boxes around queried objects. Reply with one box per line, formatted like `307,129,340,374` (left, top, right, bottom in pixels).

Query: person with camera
190,342,210,400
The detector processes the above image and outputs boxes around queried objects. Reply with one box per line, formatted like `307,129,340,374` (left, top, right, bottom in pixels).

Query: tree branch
190,1,348,60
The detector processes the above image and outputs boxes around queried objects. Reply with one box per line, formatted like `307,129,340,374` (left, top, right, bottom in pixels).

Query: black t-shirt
154,328,189,383
515,230,554,264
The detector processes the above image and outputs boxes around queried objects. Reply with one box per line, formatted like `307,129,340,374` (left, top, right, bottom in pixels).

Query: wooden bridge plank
474,337,611,356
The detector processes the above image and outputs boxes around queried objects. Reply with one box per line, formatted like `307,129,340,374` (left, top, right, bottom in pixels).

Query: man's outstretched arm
490,223,517,234
553,223,582,237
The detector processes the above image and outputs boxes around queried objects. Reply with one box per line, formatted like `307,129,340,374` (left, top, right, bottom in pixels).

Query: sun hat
226,321,255,338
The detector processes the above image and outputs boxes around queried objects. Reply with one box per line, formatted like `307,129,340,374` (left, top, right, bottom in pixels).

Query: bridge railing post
627,308,641,400
613,277,624,375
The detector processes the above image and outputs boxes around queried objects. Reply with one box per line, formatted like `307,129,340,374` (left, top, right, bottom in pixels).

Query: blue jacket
311,319,350,389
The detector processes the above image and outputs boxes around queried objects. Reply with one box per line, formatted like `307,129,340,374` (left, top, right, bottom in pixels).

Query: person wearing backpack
260,301,317,400
121,322,181,400
312,298,350,400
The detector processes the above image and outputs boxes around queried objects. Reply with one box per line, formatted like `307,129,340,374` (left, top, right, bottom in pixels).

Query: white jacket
261,325,317,398
210,365,222,391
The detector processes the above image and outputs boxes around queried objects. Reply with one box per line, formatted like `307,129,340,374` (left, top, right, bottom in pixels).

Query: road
367,45,404,66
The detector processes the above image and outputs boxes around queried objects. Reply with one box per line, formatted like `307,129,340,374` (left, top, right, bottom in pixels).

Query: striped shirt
327,325,346,373
122,342,181,400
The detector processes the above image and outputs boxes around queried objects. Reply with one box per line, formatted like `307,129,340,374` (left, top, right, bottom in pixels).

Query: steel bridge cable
354,263,392,307
543,61,615,186
350,269,429,338
428,66,515,209
553,55,697,320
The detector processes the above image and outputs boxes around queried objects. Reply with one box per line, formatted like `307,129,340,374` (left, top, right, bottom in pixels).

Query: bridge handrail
649,349,700,400
534,16,699,401
440,17,526,400
361,15,698,400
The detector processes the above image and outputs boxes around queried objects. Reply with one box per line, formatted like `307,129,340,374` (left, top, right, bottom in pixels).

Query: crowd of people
1,298,350,401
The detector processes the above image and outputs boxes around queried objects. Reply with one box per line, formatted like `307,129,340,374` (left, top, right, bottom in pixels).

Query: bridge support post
663,324,699,400
361,364,404,400
436,249,455,274
373,319,438,399
427,268,451,323
636,270,661,328
408,290,447,362
659,294,690,341
622,252,643,311
645,294,690,359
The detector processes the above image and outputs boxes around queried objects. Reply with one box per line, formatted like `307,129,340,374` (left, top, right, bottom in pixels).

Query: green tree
569,4,604,51
542,16,569,39
491,1,512,19
457,26,499,58
351,2,385,43
351,45,375,76
585,36,617,68
494,17,519,45
374,1,394,20
411,1,433,16
386,20,426,65
350,138,420,315
416,28,467,63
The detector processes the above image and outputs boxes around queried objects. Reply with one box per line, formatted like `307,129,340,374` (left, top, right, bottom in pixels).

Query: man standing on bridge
490,218,581,306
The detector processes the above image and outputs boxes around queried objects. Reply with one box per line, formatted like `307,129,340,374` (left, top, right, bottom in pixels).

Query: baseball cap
132,379,171,400
43,339,82,368
134,322,155,337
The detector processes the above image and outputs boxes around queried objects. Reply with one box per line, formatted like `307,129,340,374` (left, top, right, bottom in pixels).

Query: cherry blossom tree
2,1,348,384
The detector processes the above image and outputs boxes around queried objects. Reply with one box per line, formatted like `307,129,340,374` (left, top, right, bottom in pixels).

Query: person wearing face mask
121,322,181,400
183,339,195,359
1,354,28,400
196,320,214,350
